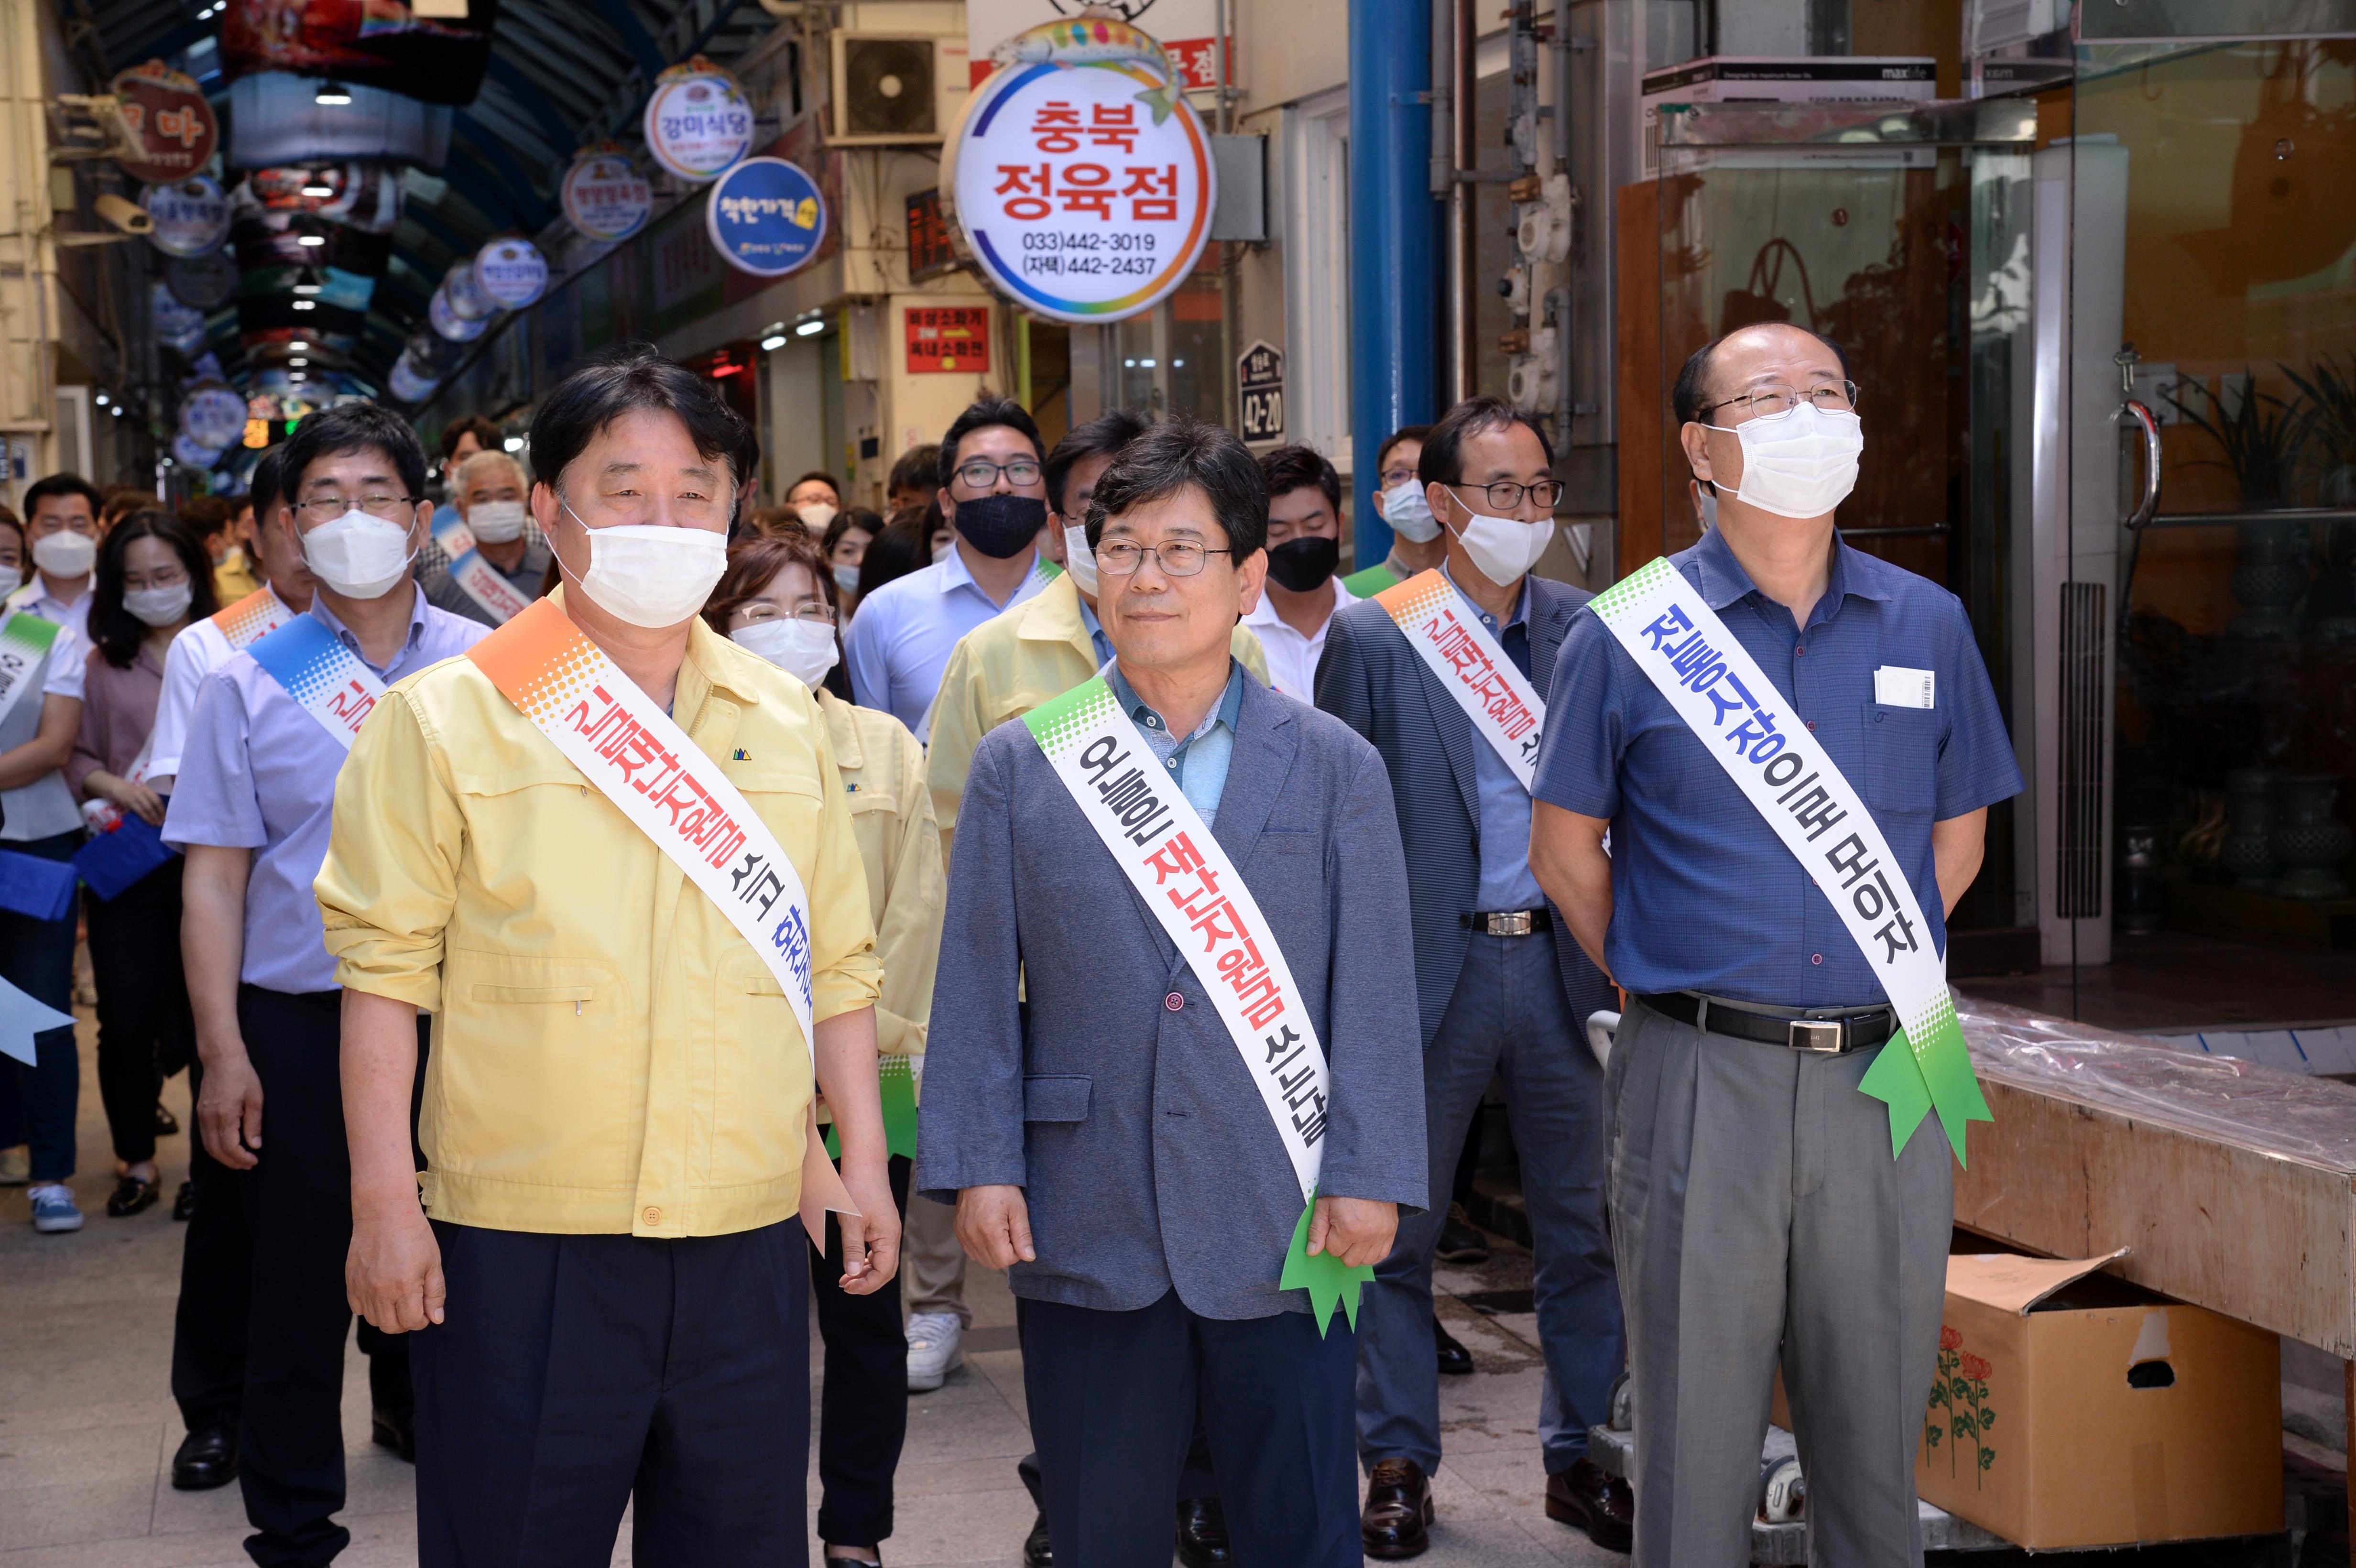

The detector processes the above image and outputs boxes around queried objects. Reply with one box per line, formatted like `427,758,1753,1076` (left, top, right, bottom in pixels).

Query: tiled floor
0,1013,1622,1567
1957,929,2356,1036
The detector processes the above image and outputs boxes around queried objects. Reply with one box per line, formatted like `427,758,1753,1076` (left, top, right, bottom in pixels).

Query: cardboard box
1917,1252,2283,1548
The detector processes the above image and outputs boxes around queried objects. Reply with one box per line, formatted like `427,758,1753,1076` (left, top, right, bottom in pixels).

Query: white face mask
467,499,528,544
1697,485,1718,531
124,581,194,627
1448,505,1555,588
731,617,840,689
33,529,97,581
796,501,840,533
300,508,416,599
565,508,729,629
1379,479,1440,544
1710,402,1863,520
0,565,20,599
1060,523,1099,596
832,561,861,596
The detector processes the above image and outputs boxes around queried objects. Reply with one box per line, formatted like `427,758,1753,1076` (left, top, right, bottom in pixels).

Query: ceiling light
297,233,326,247
301,183,334,197
795,318,825,337
111,405,123,417
503,437,524,452
760,334,787,351
288,372,308,382
315,81,352,106
289,357,309,367
293,299,316,311
288,341,309,350
94,391,108,405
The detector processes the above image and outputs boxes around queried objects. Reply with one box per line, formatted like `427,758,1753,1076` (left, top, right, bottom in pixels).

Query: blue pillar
1347,0,1438,570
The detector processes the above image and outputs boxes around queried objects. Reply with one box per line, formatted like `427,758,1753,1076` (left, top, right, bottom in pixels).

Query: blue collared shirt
1104,658,1245,826
1536,528,2023,1007
844,546,1049,739
1076,595,1114,667
162,589,488,994
1445,565,1547,912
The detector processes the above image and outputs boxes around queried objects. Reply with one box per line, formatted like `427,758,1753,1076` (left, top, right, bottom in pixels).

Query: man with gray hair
421,448,548,627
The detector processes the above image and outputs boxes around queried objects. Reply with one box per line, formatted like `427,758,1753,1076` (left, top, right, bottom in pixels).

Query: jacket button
1811,954,1823,966
1165,992,1185,1012
643,1206,661,1225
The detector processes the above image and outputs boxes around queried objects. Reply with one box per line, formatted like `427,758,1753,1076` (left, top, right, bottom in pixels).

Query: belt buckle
1486,911,1533,937
1789,1019,1844,1053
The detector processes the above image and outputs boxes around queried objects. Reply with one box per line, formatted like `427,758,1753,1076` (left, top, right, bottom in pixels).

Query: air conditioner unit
830,33,957,146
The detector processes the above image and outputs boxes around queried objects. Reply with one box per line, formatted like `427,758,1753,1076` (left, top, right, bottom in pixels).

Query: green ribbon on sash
1279,1189,1376,1337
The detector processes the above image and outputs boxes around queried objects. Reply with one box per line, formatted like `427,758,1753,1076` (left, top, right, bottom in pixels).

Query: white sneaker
905,1311,963,1392
28,1183,83,1233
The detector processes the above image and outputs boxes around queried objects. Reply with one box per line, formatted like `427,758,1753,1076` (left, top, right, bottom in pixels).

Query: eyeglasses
1445,479,1566,511
121,566,189,591
953,457,1043,491
1378,465,1419,489
1094,539,1232,577
734,600,836,627
293,493,421,522
1700,381,1861,424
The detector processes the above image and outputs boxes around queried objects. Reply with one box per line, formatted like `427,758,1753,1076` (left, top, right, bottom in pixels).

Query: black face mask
951,493,1047,559
1265,535,1340,593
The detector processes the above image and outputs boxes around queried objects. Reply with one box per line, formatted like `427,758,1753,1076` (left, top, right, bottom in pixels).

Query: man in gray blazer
1316,396,1630,1557
917,418,1427,1568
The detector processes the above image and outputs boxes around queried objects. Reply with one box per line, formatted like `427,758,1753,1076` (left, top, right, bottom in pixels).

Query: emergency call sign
905,307,991,374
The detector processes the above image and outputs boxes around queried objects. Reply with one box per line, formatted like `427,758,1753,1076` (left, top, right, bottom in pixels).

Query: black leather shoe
1022,1510,1052,1568
1433,1315,1473,1375
371,1404,416,1463
154,1101,180,1136
1362,1456,1433,1559
1175,1496,1230,1567
1545,1457,1634,1554
171,1424,237,1490
107,1175,159,1217
173,1179,196,1221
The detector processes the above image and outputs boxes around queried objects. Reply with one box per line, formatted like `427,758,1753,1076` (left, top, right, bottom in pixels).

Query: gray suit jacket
1316,573,1616,1047
914,674,1428,1320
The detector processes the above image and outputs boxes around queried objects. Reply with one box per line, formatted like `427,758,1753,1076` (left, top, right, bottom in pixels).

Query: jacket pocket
437,951,634,1185
1859,703,1940,816
1023,1074,1091,1122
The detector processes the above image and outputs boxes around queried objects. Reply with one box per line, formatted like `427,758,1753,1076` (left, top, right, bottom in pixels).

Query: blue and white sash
246,617,386,750
430,513,533,625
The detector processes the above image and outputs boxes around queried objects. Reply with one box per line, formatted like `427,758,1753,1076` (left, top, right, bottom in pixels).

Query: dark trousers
230,985,415,1567
412,1219,812,1568
0,829,83,1182
87,855,196,1165
811,1154,911,1548
1020,1290,1360,1568
173,1055,252,1431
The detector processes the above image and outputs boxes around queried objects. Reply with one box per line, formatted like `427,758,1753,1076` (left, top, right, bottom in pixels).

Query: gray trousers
1609,997,1952,1567
1355,930,1623,1476
903,1192,970,1327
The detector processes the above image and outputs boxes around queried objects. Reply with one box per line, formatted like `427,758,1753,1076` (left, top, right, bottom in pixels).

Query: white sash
0,609,63,739
1586,555,1990,1157
245,616,387,751
430,513,533,625
1374,569,1546,790
1024,676,1327,1202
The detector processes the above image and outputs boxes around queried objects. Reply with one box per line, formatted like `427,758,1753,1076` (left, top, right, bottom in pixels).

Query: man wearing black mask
1242,445,1357,699
843,399,1053,737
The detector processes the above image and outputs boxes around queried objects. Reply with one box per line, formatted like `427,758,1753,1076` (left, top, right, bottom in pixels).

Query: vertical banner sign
905,306,991,373
1237,340,1284,444
943,26,1215,326
905,188,958,280
110,60,219,183
644,58,754,183
561,144,654,242
704,157,828,278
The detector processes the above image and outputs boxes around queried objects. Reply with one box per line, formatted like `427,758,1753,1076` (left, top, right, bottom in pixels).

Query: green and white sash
1024,676,1372,1331
1587,556,1991,1163
0,610,64,737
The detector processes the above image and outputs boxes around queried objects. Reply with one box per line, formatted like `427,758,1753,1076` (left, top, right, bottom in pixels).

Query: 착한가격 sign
906,306,992,374
1237,340,1283,444
705,157,828,279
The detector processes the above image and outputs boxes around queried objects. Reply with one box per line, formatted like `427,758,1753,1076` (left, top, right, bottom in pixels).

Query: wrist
195,1032,248,1071
351,1180,424,1220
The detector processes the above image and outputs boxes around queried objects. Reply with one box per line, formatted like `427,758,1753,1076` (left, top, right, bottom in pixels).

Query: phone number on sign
1021,253,1159,278
1019,231,1158,254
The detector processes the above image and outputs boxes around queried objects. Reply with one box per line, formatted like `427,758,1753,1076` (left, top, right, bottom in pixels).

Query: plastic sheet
1959,1000,2356,1174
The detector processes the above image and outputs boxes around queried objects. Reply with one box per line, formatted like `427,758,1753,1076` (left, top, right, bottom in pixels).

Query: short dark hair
178,494,236,540
248,446,287,528
1045,409,1153,516
280,402,428,502
888,444,939,499
1085,417,1266,562
1257,444,1341,513
1374,425,1430,478
91,510,218,669
937,397,1044,490
528,345,751,501
439,414,502,462
856,504,936,600
787,470,843,504
1671,324,1853,426
22,473,101,519
1418,396,1555,488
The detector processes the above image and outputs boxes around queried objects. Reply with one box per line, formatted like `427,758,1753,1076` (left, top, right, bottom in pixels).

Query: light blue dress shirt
1076,595,1114,667
1444,566,1545,912
162,589,488,994
1103,659,1245,826
843,546,1049,739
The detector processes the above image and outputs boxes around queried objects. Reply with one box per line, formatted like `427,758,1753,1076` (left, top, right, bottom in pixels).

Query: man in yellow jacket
317,352,894,1568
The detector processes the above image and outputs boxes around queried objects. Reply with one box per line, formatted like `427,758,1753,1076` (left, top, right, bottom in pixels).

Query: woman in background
822,509,883,621
703,533,942,1568
851,506,936,617
70,510,216,1217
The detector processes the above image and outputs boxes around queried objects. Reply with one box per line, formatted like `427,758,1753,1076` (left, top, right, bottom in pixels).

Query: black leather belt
1463,909,1552,936
1638,991,1893,1054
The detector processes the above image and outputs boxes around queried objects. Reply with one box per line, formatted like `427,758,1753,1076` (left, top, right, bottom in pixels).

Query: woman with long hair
821,508,884,620
70,509,218,1217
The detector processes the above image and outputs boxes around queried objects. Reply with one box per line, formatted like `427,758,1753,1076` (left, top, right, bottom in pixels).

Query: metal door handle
2118,398,2162,532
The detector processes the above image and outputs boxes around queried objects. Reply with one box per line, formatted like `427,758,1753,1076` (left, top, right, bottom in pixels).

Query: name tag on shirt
1874,665,1936,709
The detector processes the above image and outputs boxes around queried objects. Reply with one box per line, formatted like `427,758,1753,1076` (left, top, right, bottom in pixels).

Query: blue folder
0,846,78,923
74,815,179,902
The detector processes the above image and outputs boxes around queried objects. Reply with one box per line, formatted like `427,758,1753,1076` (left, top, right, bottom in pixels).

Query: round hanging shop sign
441,259,498,322
945,54,1214,325
429,286,489,342
143,176,231,258
166,250,237,310
180,383,248,450
151,282,207,354
473,238,548,308
171,430,227,470
561,144,652,241
643,60,753,183
110,60,218,184
704,157,826,278
387,353,439,404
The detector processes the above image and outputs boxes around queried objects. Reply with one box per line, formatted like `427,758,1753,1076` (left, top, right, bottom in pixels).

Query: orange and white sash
1375,569,1546,790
